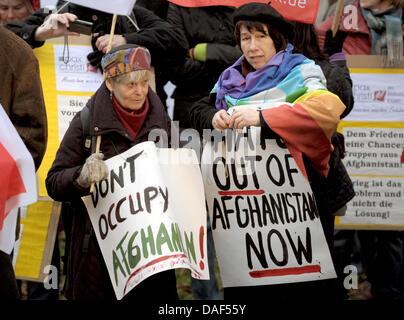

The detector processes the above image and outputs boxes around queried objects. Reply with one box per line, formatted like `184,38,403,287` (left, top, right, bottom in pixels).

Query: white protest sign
53,45,102,92
200,127,336,288
82,142,209,300
68,0,137,16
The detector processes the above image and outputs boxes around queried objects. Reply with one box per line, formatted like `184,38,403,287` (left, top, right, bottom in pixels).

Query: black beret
233,2,293,39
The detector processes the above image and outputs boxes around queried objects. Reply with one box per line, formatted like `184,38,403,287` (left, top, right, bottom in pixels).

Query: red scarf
29,0,41,11
112,95,149,139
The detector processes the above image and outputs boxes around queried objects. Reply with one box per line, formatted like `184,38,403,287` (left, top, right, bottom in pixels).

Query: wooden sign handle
89,14,117,193
331,0,344,37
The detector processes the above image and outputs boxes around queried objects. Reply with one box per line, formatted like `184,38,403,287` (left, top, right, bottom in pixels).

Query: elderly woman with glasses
46,44,178,301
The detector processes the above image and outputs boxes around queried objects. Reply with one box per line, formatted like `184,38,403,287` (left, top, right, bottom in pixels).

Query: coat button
94,127,99,131
23,33,29,39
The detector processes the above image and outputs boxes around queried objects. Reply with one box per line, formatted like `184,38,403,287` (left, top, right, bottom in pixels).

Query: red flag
0,142,26,230
168,0,321,24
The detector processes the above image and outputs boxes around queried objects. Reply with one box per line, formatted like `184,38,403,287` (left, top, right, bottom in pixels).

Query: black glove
87,50,104,69
87,30,105,70
323,29,348,56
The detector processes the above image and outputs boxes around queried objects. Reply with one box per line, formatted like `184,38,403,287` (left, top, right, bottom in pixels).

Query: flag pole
331,0,344,37
90,13,118,193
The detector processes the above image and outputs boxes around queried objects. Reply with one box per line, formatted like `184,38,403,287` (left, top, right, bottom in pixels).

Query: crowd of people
1,0,403,302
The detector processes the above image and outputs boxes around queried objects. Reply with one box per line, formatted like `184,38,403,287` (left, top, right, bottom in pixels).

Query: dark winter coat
316,58,355,213
0,26,47,300
0,26,47,170
45,83,178,300
166,4,242,127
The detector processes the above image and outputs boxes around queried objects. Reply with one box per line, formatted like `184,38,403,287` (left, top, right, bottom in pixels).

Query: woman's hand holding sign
212,110,230,132
212,108,260,131
76,153,109,189
229,109,260,130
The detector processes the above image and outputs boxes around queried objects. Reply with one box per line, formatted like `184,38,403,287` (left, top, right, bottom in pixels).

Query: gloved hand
87,30,105,69
189,43,207,62
87,50,104,68
76,153,109,188
323,29,348,56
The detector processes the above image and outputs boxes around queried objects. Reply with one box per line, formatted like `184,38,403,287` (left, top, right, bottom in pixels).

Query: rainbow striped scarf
212,44,346,179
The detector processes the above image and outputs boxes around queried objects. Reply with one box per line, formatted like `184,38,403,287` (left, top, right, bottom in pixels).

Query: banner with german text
336,59,404,230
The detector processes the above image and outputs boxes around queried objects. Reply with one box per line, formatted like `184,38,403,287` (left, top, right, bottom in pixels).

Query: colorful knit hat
101,45,151,80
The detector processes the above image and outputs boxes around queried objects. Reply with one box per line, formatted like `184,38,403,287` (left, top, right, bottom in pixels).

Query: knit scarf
361,5,403,66
112,95,149,140
212,44,325,111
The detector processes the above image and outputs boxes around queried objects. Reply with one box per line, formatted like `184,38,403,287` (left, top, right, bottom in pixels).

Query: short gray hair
109,69,151,85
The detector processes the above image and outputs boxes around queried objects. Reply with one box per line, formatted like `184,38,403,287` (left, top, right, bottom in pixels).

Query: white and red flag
168,0,321,24
0,105,37,254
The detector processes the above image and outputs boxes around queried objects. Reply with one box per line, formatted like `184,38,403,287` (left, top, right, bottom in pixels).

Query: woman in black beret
190,2,348,301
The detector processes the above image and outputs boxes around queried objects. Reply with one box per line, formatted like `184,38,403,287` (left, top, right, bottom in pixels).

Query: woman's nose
7,8,16,21
249,38,258,50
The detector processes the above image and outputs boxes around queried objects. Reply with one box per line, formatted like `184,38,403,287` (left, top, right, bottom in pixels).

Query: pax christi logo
373,90,386,102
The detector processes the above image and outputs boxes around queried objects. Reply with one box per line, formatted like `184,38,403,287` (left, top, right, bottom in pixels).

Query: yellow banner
13,41,100,280
14,201,55,280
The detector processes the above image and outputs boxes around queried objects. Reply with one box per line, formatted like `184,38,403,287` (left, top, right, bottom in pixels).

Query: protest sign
167,0,321,24
68,0,136,16
82,142,209,300
200,127,336,288
335,55,404,230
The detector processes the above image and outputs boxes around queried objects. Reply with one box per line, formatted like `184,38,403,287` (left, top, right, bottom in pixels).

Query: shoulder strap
80,105,92,153
80,105,94,253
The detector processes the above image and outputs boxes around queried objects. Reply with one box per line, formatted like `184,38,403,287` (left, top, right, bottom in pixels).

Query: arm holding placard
46,114,94,201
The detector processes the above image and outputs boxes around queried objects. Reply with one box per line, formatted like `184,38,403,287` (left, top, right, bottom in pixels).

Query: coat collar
87,82,166,142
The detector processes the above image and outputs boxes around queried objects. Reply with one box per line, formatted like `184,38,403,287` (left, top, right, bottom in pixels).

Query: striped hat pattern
101,46,151,80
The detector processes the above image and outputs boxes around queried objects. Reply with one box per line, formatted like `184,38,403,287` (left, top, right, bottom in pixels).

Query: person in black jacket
5,1,187,75
189,3,348,301
166,3,242,130
46,44,179,300
166,3,243,300
291,22,356,300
